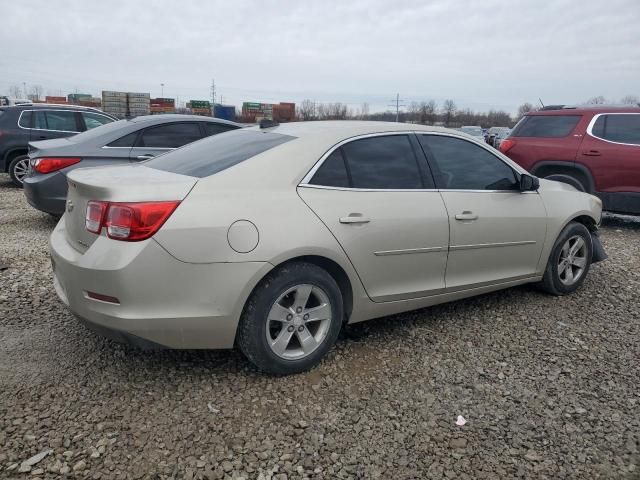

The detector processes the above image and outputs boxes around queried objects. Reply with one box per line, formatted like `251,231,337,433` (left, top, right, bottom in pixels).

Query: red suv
500,106,640,215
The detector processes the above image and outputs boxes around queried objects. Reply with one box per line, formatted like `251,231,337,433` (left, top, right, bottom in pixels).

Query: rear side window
45,111,79,132
203,122,236,137
511,115,581,137
82,112,113,130
138,123,202,148
591,114,640,145
340,135,424,189
420,135,518,190
146,129,295,178
309,149,350,188
107,131,139,148
18,111,32,128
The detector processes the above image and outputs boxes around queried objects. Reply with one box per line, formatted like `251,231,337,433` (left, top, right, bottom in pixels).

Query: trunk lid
64,164,197,252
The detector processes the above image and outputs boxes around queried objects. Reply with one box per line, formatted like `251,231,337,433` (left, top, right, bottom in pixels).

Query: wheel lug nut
296,307,303,313
298,326,304,332
287,326,295,332
286,314,293,321
303,314,309,320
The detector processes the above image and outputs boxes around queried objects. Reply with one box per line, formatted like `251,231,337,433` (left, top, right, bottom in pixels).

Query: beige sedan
50,121,606,374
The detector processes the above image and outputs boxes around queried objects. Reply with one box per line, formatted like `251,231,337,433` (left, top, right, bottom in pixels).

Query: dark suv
500,106,640,215
0,104,116,186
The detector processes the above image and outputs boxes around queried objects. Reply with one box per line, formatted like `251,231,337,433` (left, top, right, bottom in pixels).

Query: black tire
8,154,30,188
544,173,586,192
237,262,344,375
539,222,593,295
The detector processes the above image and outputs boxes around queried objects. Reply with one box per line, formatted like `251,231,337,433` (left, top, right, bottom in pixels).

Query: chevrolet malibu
50,121,606,374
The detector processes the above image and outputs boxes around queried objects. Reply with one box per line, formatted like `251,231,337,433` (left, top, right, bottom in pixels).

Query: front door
418,134,547,290
298,134,450,302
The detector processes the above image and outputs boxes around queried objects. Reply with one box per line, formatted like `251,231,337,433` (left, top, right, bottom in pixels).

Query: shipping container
214,104,236,121
45,96,67,103
68,93,92,102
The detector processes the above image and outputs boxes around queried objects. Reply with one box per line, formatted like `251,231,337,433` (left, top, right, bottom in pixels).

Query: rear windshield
511,115,581,137
461,127,483,136
146,129,295,178
67,118,130,142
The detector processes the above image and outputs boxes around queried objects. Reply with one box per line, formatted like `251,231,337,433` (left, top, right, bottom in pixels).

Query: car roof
528,105,640,115
244,120,461,143
6,103,103,111
130,114,241,127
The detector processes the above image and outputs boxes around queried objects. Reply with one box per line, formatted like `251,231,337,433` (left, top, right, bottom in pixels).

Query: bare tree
442,99,456,127
516,102,537,119
9,85,22,98
359,102,369,119
317,102,349,120
407,101,421,123
297,99,316,121
586,96,606,105
422,100,437,125
28,85,44,101
620,95,639,105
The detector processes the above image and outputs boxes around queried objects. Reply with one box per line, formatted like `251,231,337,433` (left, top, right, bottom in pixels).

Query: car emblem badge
67,200,74,213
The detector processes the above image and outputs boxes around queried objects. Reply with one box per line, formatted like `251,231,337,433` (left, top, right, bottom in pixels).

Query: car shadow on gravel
601,213,640,231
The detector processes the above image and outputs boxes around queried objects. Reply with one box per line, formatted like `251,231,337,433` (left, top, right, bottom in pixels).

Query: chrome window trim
374,246,445,256
586,112,640,147
101,146,174,150
17,109,81,133
299,130,529,191
449,240,537,251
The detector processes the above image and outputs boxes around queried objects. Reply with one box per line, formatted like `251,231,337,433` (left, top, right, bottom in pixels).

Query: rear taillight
33,157,81,174
499,139,515,154
84,201,180,242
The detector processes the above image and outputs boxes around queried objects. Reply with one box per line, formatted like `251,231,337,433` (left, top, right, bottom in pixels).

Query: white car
50,121,606,374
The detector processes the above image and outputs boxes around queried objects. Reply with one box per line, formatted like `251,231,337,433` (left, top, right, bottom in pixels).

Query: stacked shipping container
214,104,236,121
150,98,175,114
127,92,150,117
188,100,212,116
45,96,68,104
241,102,295,122
102,91,128,118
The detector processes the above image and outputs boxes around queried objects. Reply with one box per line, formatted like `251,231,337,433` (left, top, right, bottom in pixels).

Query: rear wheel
8,155,30,187
539,222,593,295
237,262,343,375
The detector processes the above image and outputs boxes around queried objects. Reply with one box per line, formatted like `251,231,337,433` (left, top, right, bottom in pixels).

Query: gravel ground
1,173,639,480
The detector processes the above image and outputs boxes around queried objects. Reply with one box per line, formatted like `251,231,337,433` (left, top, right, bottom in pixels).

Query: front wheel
9,155,30,187
237,262,343,375
539,222,593,295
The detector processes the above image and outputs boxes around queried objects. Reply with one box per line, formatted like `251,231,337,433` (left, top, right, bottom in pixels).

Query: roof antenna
259,118,279,129
538,97,545,108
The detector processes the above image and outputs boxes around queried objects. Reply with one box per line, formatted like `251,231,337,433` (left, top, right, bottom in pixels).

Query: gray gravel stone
1,175,639,479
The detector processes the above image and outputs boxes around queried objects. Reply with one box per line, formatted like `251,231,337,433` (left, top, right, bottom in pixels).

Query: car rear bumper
50,219,273,349
23,173,67,215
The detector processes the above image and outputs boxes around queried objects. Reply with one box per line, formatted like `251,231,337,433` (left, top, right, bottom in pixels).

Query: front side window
45,111,79,132
511,115,581,137
419,135,518,190
82,112,113,130
591,114,640,145
138,123,202,148
340,135,424,189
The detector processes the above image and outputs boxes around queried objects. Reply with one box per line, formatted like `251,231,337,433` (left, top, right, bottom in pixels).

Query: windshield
66,118,129,143
461,127,483,136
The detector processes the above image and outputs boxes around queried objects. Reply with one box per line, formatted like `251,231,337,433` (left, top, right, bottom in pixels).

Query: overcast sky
1,0,639,114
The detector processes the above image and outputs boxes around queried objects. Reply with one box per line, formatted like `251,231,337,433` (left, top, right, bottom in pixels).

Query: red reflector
86,291,120,304
499,139,516,154
33,157,81,174
85,201,107,234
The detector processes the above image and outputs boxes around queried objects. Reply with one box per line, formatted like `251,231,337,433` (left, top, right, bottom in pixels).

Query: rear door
581,113,640,200
30,110,82,141
129,122,203,162
418,134,547,290
298,134,450,302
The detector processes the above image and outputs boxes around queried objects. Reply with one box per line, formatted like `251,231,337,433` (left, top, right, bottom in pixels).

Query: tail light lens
32,157,81,174
499,139,516,154
84,201,180,241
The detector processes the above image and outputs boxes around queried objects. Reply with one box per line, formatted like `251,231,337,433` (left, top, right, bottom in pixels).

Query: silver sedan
50,121,606,374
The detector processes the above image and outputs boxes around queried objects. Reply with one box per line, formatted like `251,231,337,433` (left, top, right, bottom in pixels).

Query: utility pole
160,83,165,97
387,93,405,122
23,82,27,98
210,79,216,106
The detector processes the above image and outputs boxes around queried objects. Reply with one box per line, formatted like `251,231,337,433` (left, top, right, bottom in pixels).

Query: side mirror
519,173,540,192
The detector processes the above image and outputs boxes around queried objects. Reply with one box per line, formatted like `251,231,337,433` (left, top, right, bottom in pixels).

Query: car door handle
339,214,370,224
582,150,601,156
136,154,154,160
455,211,478,221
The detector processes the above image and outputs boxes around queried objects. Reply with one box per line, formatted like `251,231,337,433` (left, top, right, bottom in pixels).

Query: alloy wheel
12,157,30,184
557,235,588,286
266,284,332,360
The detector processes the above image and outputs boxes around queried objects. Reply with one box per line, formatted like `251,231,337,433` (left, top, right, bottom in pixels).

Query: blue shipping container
214,104,236,121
